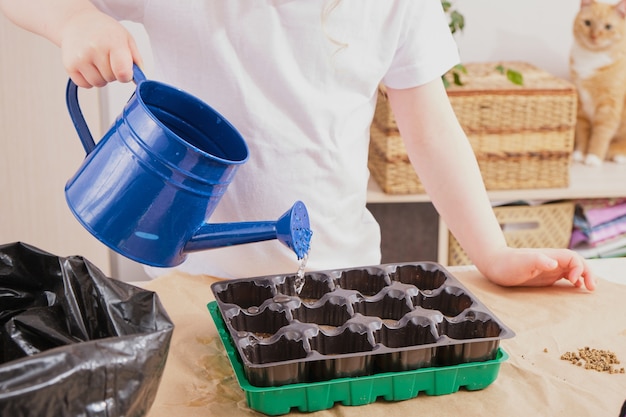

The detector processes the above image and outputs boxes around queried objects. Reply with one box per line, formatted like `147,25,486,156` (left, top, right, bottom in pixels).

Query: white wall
455,0,620,79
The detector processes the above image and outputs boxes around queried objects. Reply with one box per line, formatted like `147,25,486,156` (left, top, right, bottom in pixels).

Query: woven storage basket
447,201,576,266
369,123,425,194
369,62,577,194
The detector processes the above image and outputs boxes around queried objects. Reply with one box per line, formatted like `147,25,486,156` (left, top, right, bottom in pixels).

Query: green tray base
208,301,508,416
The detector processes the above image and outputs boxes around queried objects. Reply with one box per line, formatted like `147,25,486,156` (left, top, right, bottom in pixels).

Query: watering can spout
184,201,312,259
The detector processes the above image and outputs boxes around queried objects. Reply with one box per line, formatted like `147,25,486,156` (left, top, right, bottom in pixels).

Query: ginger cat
570,0,626,165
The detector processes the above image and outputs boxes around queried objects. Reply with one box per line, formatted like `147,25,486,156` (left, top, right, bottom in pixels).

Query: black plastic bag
0,242,174,417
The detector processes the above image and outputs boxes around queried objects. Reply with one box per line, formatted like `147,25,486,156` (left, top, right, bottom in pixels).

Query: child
0,0,596,290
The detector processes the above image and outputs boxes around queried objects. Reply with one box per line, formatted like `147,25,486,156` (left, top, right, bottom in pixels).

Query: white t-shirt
90,0,460,278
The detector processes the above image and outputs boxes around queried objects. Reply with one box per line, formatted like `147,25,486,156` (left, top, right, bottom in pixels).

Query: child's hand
59,8,141,88
479,247,596,291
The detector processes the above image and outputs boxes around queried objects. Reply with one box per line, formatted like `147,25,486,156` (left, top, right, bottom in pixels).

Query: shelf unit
367,163,626,264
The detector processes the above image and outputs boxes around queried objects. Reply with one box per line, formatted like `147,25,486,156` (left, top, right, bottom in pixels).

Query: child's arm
0,0,141,87
386,79,596,291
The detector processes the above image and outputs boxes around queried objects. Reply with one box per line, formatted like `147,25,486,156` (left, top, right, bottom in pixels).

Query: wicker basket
369,62,577,194
369,124,426,194
447,201,576,266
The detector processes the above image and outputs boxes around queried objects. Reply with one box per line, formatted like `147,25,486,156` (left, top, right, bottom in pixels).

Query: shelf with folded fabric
570,198,626,260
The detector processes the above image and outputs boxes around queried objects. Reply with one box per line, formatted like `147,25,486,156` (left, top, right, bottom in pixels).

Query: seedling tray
210,262,513,386
208,301,509,415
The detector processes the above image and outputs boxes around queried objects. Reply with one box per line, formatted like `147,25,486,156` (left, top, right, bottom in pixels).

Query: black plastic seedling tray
209,262,514,391
208,301,509,415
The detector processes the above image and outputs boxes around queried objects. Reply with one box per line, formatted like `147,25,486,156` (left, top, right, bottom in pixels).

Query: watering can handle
65,64,147,155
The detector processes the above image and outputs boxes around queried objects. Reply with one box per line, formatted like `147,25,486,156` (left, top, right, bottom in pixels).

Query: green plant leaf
448,10,465,34
452,71,464,86
442,0,464,34
506,69,524,85
494,65,524,86
442,64,467,89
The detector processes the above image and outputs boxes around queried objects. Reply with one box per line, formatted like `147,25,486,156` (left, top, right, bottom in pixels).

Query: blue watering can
65,65,311,267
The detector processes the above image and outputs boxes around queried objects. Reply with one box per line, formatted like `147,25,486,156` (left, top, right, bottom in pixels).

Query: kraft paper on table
141,268,626,417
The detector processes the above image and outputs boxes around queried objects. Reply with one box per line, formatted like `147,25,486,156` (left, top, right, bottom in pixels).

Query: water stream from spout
294,253,308,294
